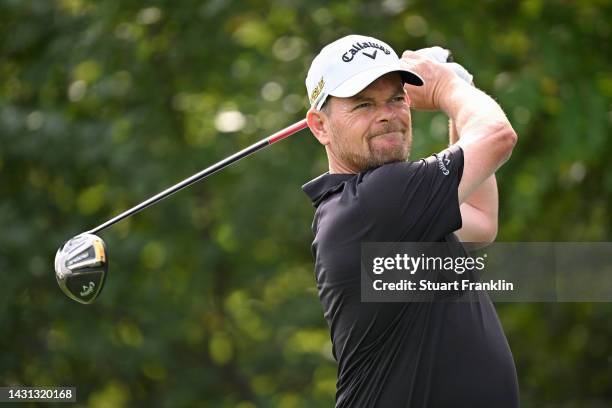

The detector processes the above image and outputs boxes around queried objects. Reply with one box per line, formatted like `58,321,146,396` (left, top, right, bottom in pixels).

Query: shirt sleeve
358,145,464,241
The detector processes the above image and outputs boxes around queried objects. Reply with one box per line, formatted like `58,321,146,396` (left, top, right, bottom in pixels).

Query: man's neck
327,150,359,174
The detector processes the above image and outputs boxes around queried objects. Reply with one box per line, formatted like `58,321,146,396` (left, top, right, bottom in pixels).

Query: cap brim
329,65,423,99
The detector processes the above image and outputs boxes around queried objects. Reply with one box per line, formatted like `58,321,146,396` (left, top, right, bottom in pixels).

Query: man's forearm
440,79,513,147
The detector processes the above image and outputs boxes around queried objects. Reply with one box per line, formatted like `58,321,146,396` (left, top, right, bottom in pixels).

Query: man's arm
449,119,499,243
409,47,499,243
440,80,516,204
401,51,517,205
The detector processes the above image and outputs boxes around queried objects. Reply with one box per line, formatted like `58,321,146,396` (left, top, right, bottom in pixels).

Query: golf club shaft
87,119,309,234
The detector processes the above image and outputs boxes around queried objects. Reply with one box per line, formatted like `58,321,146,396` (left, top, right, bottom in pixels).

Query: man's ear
306,107,331,146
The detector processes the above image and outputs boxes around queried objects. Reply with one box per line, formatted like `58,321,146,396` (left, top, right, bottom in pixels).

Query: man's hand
400,48,461,111
414,46,474,85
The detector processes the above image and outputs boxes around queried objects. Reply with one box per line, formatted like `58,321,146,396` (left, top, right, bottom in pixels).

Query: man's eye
392,96,405,103
354,102,371,110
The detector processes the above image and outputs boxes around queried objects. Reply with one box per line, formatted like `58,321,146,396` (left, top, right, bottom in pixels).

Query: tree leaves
1,1,610,406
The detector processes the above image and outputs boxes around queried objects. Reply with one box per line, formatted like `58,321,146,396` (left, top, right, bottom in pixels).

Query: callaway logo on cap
306,34,423,110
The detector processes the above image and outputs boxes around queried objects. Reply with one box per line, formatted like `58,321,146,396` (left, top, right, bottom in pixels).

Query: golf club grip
446,52,456,144
88,118,309,234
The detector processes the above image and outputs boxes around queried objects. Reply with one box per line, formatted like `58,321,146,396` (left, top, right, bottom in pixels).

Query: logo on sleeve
435,153,451,175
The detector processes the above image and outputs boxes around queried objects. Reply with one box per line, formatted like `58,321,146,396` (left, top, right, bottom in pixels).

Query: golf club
55,118,309,304
54,50,463,305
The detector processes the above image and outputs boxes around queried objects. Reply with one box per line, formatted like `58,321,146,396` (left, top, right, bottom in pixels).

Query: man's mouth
369,130,405,139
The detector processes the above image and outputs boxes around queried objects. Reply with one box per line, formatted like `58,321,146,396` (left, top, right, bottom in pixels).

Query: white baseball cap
305,34,423,110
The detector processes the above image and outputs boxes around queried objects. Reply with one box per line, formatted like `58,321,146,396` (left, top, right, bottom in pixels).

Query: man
302,34,519,407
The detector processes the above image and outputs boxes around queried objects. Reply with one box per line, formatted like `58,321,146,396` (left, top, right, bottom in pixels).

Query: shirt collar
302,172,355,207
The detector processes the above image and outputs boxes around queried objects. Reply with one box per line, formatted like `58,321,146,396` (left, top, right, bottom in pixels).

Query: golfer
302,35,519,407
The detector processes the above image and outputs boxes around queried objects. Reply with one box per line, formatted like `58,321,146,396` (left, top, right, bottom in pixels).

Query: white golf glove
415,46,474,85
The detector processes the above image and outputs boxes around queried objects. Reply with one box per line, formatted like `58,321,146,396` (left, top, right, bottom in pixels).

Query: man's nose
375,103,395,122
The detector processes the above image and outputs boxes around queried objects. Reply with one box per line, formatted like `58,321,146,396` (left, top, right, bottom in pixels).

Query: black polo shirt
302,146,518,408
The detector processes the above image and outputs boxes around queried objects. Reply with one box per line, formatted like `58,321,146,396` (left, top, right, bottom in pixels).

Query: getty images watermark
361,242,612,302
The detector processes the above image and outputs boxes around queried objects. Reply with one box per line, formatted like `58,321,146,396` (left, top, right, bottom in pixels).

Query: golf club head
55,233,107,304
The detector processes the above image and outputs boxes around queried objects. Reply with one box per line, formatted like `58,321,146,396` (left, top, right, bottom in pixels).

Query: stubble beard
330,121,412,172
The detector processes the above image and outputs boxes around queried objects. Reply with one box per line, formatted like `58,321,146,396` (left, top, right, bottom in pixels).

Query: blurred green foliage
1,0,611,406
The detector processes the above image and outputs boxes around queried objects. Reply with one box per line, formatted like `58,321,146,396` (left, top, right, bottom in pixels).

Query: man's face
323,72,412,172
